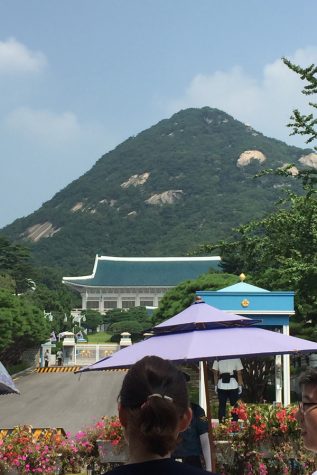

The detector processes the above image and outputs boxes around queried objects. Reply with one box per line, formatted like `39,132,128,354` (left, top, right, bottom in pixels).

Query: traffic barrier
35,366,127,373
36,366,81,373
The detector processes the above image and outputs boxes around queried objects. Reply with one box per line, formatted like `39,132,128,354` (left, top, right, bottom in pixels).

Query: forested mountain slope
2,107,312,274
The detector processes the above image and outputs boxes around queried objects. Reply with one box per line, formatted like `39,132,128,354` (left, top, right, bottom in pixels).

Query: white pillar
275,354,283,403
199,361,207,412
82,291,87,310
283,325,291,406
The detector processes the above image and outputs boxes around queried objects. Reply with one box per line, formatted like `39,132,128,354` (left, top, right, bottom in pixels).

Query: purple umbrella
154,300,258,333
0,362,19,395
83,326,317,371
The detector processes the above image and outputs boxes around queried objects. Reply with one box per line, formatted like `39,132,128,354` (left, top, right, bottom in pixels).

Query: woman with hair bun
103,355,216,474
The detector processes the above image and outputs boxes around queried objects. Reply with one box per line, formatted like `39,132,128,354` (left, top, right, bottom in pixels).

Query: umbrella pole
203,360,217,472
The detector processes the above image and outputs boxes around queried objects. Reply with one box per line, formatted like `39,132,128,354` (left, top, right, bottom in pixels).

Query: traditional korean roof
63,255,221,288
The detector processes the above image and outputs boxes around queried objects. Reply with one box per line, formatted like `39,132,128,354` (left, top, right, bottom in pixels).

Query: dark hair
299,368,317,388
119,356,189,456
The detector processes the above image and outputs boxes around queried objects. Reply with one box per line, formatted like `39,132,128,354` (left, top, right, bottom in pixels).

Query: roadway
0,369,126,434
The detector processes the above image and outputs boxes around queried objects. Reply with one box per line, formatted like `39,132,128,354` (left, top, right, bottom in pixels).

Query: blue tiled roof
63,256,221,287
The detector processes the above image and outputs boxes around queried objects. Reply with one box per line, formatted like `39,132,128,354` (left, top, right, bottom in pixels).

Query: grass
7,361,30,375
86,331,112,343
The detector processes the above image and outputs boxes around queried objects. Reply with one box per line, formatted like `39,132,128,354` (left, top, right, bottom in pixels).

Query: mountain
1,107,313,274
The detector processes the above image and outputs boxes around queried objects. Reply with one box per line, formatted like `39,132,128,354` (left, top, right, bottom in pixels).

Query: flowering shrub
214,402,316,474
0,417,125,474
75,417,125,466
0,425,65,473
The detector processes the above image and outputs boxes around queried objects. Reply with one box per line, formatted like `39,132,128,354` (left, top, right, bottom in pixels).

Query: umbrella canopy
0,362,20,395
154,301,258,333
81,326,317,372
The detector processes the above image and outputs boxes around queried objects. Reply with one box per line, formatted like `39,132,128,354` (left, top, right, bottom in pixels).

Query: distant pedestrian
56,350,63,366
212,358,244,422
44,350,50,368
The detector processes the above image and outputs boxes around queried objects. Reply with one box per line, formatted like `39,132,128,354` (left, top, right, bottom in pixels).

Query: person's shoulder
191,402,206,417
102,460,217,475
167,460,216,474
100,467,126,475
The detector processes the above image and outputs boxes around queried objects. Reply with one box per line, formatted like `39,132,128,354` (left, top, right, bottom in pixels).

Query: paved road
0,369,126,434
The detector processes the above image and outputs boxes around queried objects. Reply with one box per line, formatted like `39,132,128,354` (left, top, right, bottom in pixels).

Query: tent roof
217,282,269,293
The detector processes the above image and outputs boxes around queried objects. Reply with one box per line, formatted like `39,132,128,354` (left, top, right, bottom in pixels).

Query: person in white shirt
212,358,244,423
296,369,317,475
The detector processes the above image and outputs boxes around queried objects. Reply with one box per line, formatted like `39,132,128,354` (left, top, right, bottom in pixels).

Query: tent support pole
203,360,217,472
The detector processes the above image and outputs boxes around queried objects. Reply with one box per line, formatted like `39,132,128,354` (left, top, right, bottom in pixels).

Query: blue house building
63,255,221,312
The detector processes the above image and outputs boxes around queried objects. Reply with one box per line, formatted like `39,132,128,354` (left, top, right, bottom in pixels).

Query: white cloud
167,46,317,145
0,37,47,74
5,107,82,145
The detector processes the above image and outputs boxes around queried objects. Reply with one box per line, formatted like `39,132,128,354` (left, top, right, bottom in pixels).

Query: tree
282,58,317,151
0,235,35,294
153,272,237,324
0,289,50,365
196,58,317,339
110,320,147,342
81,310,103,332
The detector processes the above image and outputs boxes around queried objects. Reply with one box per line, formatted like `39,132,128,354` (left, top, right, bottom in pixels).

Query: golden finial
239,273,246,282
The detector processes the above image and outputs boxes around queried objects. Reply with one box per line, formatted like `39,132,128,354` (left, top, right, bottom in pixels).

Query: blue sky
0,0,317,228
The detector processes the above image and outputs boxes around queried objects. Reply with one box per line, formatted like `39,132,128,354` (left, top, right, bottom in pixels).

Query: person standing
44,349,50,368
102,355,216,475
173,401,211,471
212,358,244,423
56,349,63,366
296,368,317,475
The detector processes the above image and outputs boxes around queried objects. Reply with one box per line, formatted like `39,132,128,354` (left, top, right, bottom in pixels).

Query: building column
283,325,291,406
199,361,207,412
117,293,122,309
82,291,88,310
275,354,283,404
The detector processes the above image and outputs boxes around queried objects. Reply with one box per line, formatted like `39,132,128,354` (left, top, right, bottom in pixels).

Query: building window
140,299,154,307
86,300,99,309
104,300,118,309
122,299,135,309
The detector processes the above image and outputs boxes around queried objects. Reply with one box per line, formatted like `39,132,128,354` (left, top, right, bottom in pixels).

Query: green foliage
1,108,311,274
110,320,145,335
153,272,237,324
198,59,317,339
104,306,151,326
0,289,50,364
105,307,152,342
0,234,35,294
86,332,112,343
283,57,317,149
198,171,317,338
81,309,103,331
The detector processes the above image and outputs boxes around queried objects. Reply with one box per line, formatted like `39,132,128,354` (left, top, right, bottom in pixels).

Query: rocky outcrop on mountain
23,222,61,242
145,190,184,205
121,172,150,188
299,153,317,169
71,202,84,212
237,150,267,167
